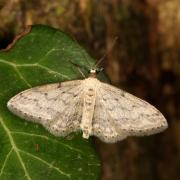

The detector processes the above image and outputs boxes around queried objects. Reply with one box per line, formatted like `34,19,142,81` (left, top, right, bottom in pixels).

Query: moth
7,69,168,143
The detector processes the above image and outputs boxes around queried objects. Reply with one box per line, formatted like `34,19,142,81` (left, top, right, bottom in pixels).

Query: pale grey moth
7,69,168,143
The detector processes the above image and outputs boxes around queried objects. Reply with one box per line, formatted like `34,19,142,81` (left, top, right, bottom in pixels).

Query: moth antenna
77,67,86,78
94,36,119,69
69,60,86,78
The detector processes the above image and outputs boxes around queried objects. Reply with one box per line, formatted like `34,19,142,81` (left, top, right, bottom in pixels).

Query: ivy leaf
0,25,101,180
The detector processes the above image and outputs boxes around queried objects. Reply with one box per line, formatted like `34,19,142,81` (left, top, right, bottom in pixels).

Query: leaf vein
0,116,32,180
0,148,13,177
18,149,71,178
11,131,84,155
0,59,69,80
36,48,62,64
14,67,32,88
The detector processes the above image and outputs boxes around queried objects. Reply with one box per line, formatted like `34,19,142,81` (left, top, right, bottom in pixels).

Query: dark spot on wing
38,116,42,120
86,102,92,106
87,93,93,97
22,96,28,99
152,113,160,117
89,88,93,91
29,115,33,118
107,107,113,111
103,97,107,101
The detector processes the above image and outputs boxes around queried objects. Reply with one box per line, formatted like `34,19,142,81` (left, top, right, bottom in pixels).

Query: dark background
0,1,179,180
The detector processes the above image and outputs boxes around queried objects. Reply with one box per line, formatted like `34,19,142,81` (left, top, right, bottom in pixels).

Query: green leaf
0,25,101,180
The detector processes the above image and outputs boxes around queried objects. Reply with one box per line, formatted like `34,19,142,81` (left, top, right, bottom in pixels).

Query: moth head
89,69,96,74
89,67,103,77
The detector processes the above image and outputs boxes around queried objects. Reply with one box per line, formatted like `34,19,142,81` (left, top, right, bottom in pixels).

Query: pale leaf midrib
0,59,69,80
